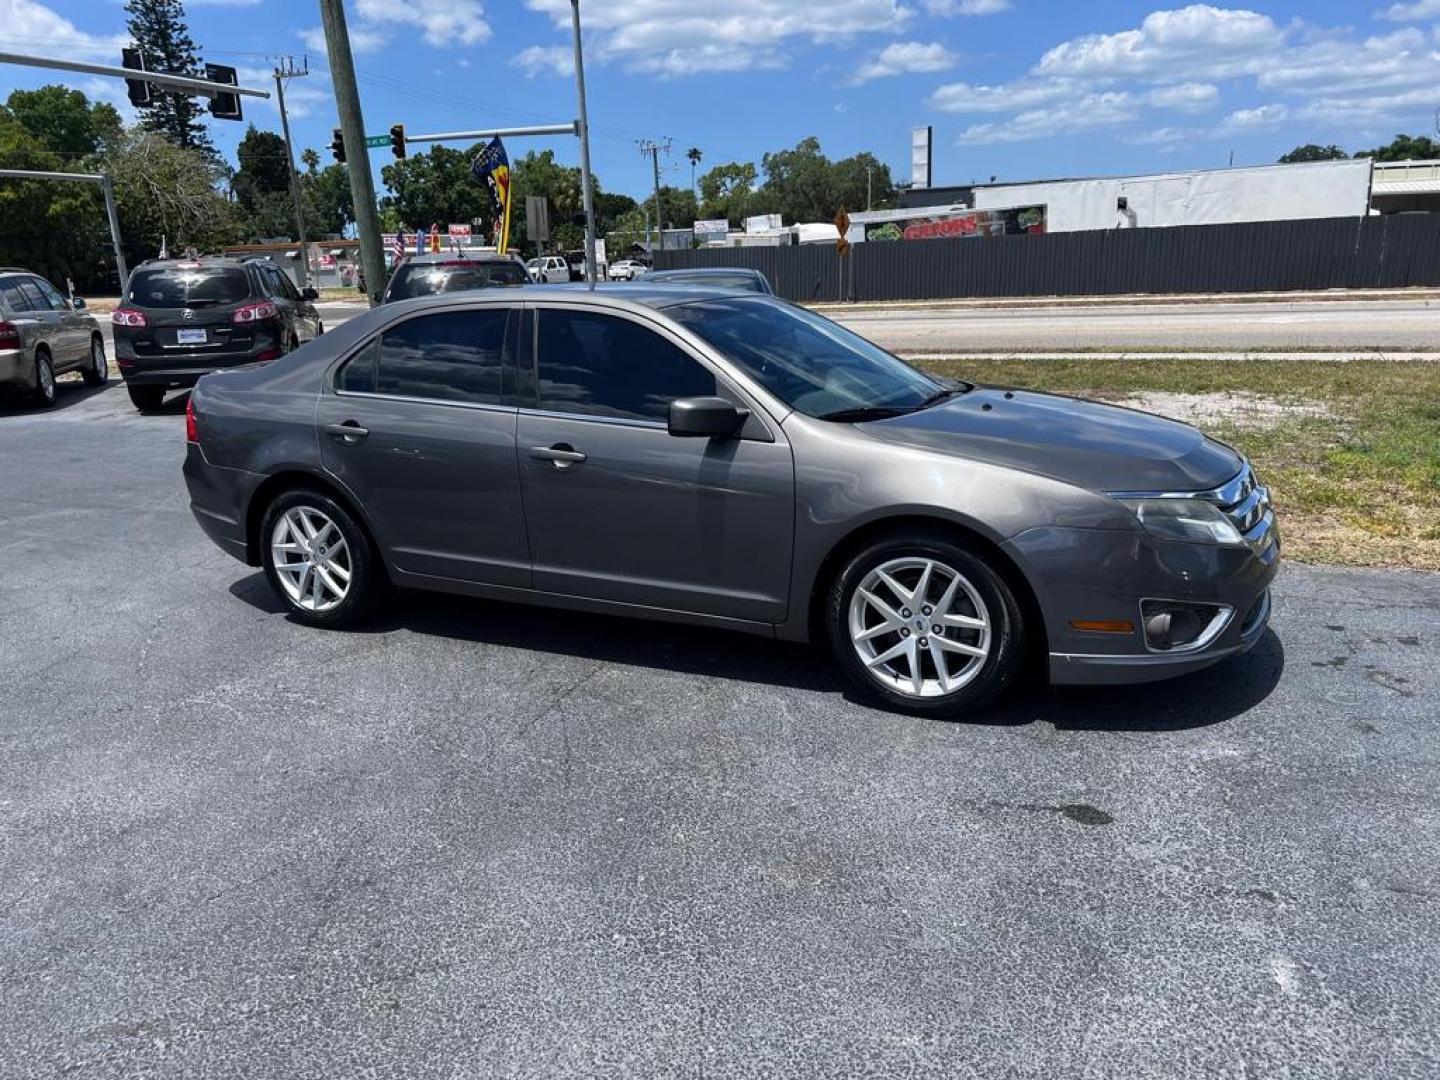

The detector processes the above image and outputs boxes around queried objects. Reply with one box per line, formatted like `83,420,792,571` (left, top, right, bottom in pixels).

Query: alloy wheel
36,354,55,403
92,340,107,382
270,505,352,613
848,556,992,699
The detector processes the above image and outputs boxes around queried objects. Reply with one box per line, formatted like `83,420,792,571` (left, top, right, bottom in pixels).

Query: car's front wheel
260,488,380,628
827,533,1025,717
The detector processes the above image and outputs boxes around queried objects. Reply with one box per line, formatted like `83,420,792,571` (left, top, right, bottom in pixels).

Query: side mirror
301,286,319,301
668,396,748,439
71,296,87,310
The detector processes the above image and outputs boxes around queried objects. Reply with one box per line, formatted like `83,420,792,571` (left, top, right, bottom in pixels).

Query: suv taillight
0,321,19,349
112,308,147,327
232,300,278,323
185,396,198,443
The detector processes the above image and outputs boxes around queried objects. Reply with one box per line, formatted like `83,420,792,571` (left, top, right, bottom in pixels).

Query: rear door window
339,308,513,406
0,279,33,313
16,280,51,312
128,268,251,307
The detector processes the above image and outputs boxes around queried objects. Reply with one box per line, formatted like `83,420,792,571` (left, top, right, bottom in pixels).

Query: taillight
185,396,198,443
232,300,278,323
253,347,282,363
112,308,147,327
0,321,19,349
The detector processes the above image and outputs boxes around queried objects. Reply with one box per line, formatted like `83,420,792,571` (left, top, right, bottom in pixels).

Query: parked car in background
0,268,106,408
526,256,571,284
608,259,649,282
184,285,1278,719
111,257,322,412
382,251,529,303
644,267,773,294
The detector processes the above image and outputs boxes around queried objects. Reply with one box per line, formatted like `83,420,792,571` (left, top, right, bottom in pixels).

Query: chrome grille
1204,463,1275,551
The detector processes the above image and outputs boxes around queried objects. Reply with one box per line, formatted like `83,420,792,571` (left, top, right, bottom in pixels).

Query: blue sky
5,0,1440,200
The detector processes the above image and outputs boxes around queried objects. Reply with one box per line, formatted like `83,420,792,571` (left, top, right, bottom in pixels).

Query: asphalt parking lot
3,378,1438,1078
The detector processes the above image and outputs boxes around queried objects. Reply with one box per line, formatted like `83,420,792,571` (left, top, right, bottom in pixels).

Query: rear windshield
654,271,763,292
128,268,250,307
387,261,528,300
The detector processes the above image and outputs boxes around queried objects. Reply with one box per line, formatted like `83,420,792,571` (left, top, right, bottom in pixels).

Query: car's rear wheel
826,533,1025,718
260,488,379,629
32,349,56,408
82,336,107,386
127,385,164,412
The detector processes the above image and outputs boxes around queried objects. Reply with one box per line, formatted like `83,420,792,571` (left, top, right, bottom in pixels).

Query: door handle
324,421,369,442
529,443,587,470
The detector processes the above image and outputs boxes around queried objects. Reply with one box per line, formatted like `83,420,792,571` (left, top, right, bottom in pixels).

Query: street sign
364,134,390,148
834,208,852,255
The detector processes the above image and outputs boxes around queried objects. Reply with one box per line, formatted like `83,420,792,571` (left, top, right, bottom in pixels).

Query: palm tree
686,146,702,198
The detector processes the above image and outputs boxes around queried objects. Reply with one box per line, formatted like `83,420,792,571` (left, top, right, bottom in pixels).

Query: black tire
82,335,108,387
127,384,165,412
260,487,381,629
826,531,1026,718
31,349,56,408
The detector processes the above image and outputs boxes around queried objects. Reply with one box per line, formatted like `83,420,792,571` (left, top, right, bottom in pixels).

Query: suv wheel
261,488,380,629
826,533,1025,718
127,385,165,412
82,336,108,387
32,349,56,408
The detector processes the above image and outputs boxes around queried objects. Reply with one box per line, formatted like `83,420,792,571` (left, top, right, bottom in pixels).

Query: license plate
176,328,207,345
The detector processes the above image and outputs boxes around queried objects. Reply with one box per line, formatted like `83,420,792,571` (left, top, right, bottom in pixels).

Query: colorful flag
428,223,441,254
470,137,513,254
391,229,405,262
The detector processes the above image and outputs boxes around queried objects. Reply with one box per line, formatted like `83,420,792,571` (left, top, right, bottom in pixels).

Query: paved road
828,298,1440,353
3,382,1438,1078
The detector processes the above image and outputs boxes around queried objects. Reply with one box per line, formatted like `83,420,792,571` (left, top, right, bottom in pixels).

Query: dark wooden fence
651,214,1440,302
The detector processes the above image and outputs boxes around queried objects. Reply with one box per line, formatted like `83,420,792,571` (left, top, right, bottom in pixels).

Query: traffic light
121,48,151,108
390,124,406,159
205,63,242,122
330,127,346,164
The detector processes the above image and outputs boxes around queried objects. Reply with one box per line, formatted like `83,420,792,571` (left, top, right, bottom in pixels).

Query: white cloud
301,24,388,55
1145,81,1219,112
1378,0,1440,19
236,65,332,120
1123,125,1199,146
956,92,1138,144
1037,4,1284,81
1220,103,1288,130
188,0,263,7
1,0,127,59
853,41,957,83
521,0,909,74
511,44,574,78
355,0,491,46
926,0,1010,14
930,77,1075,113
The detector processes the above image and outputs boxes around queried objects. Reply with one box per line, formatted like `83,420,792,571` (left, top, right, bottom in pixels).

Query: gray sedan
0,268,107,407
183,285,1277,717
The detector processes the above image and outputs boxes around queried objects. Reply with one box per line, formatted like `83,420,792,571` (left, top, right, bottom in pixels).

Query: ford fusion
184,285,1277,717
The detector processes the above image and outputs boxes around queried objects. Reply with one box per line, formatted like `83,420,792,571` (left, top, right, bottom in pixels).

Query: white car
609,259,648,282
526,255,571,284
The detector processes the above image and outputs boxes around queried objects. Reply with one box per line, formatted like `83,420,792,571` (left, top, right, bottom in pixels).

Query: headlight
1118,498,1243,545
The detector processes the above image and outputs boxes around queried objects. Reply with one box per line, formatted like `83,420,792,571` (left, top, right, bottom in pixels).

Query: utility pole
637,137,671,256
273,55,311,288
866,165,873,212
317,0,386,306
570,0,597,287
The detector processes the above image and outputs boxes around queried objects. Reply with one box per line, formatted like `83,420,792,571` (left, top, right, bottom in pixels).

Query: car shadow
0,377,113,417
228,573,1285,733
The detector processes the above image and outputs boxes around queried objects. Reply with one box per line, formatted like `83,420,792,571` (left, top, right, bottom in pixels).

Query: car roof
379,282,769,314
398,251,521,265
647,267,761,278
133,258,253,272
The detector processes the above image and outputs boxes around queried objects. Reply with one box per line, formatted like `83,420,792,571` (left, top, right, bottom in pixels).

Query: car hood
858,386,1242,493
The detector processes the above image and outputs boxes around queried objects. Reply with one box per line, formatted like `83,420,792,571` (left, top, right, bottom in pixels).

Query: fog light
1140,600,1232,652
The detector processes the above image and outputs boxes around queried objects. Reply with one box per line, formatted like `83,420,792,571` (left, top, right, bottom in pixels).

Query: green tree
380,146,493,231
300,147,320,173
697,161,757,224
104,128,236,260
4,85,122,160
303,162,353,237
831,151,894,213
232,125,295,238
656,185,698,230
686,146,702,195
1278,144,1349,164
759,136,833,224
1355,134,1440,162
124,0,215,156
595,191,638,234
235,125,291,196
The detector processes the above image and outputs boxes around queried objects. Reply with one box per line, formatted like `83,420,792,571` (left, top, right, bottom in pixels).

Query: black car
643,267,774,294
381,252,530,303
111,257,323,411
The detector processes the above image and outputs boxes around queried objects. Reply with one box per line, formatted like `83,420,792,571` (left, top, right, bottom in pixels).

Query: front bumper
1002,523,1279,686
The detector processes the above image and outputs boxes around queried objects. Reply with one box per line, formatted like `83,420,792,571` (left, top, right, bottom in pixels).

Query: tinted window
16,280,50,311
128,268,251,307
272,268,301,301
387,261,527,300
0,279,33,313
342,309,511,405
31,277,70,310
535,309,715,421
653,271,764,293
669,297,940,419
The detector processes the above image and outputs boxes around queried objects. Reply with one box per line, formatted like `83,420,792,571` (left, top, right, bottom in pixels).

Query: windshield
386,261,528,300
655,271,764,292
669,297,944,419
128,268,250,307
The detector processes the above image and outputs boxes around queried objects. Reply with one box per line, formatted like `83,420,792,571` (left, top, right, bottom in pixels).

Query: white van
526,255,571,284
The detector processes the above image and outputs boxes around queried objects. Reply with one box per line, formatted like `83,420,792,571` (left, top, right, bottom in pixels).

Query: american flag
391,229,405,262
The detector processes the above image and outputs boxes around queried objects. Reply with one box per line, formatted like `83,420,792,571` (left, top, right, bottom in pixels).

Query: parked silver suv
0,269,107,407
183,286,1278,718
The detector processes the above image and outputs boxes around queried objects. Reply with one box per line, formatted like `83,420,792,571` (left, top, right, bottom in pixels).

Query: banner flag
471,137,513,254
